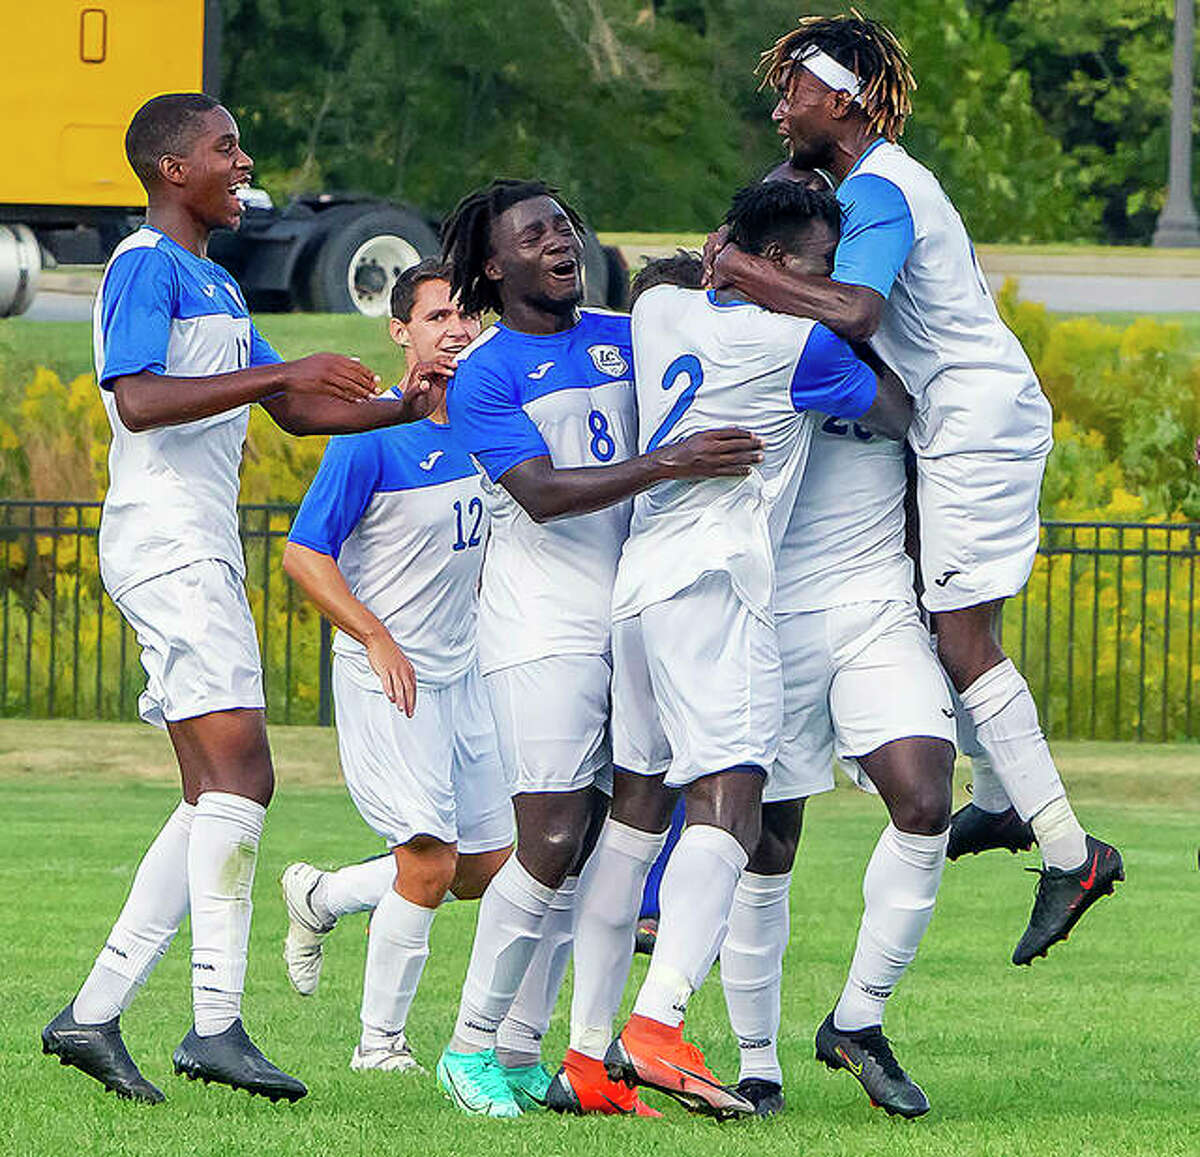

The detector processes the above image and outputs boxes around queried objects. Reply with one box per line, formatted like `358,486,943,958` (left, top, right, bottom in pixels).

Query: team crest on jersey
587,344,628,378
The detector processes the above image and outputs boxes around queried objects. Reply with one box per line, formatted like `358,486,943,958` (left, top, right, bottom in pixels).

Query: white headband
791,45,862,103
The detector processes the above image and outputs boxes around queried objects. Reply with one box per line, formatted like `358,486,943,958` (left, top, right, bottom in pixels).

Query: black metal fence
0,500,1197,741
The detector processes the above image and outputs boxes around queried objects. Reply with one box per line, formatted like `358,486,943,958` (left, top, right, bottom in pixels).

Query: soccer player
279,260,515,1075
564,181,911,1120
709,14,1123,964
41,94,446,1105
433,179,763,1117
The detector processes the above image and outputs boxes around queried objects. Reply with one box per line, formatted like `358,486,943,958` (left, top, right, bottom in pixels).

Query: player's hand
395,355,457,421
702,224,731,286
283,353,381,403
365,631,417,717
652,427,763,479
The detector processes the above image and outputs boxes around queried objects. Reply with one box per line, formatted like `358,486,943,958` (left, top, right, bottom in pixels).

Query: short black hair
440,178,584,316
125,93,222,189
390,258,454,322
630,250,704,308
724,181,841,258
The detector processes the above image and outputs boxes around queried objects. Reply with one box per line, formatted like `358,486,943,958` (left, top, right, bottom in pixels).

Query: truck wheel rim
347,234,422,316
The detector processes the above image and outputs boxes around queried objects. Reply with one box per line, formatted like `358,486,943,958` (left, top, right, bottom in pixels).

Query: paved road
19,272,1200,321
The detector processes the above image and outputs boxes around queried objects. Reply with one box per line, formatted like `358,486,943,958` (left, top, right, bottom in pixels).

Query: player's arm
261,353,458,435
709,254,884,343
709,174,915,344
282,543,416,716
497,429,765,524
791,322,911,442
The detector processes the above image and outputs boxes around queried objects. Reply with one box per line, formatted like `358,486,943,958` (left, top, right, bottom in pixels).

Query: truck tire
307,205,440,315
0,225,42,317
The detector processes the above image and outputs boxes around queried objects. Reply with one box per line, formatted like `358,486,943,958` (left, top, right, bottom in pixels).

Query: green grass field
1,721,1196,1156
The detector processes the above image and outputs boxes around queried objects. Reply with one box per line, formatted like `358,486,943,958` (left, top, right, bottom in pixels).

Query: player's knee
747,801,803,874
528,822,585,888
890,775,952,835
395,837,457,906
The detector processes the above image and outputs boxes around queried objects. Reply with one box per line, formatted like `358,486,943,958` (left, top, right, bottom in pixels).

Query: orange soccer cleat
604,1014,753,1120
546,1048,662,1117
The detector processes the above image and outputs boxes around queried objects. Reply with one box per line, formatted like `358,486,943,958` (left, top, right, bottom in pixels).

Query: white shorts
484,654,613,795
916,451,1047,614
615,571,781,790
115,560,264,729
772,599,956,803
333,657,514,853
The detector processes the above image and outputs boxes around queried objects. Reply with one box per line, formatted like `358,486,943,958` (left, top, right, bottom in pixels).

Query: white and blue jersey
775,414,913,614
833,140,1052,459
447,310,636,674
93,226,281,599
288,414,486,687
612,285,877,624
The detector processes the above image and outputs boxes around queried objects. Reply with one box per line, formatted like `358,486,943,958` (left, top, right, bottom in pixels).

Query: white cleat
351,1036,424,1074
280,862,334,996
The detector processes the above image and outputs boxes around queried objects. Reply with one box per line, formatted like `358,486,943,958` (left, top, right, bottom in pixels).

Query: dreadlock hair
125,92,222,189
724,181,842,259
758,11,915,142
629,250,704,308
440,178,585,317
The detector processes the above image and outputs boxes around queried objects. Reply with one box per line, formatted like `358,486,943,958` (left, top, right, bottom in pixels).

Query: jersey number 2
646,355,704,451
452,498,483,551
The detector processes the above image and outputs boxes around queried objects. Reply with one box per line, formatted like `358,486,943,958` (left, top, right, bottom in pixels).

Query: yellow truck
0,1,624,317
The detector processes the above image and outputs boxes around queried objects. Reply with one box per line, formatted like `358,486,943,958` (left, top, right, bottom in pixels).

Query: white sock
450,857,555,1053
951,687,1011,813
632,825,747,1028
496,876,577,1068
74,801,195,1024
961,659,1065,821
313,855,395,923
568,820,669,1059
834,824,947,1032
1030,796,1089,871
188,791,265,1036
720,871,791,1085
359,888,436,1050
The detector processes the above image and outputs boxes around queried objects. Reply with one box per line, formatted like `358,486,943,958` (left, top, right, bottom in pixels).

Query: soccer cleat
634,916,659,957
350,1034,423,1074
947,803,1034,861
1011,835,1124,966
735,1077,785,1118
172,1020,307,1102
499,1060,553,1111
436,1048,522,1118
604,1014,754,1120
280,862,334,996
41,1003,164,1104
545,1048,662,1117
814,1013,929,1119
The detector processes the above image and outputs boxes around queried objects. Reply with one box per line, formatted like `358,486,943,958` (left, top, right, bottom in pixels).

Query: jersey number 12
452,498,483,551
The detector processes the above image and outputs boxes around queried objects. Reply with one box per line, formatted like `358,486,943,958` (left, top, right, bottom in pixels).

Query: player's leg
280,854,396,997
440,656,607,1116
719,799,803,1118
812,600,956,1118
550,615,674,1115
608,574,776,1119
920,453,1123,963
167,706,304,1101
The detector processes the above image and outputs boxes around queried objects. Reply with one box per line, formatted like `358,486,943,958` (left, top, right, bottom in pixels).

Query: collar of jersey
707,289,755,309
497,315,584,340
844,137,888,181
141,225,221,270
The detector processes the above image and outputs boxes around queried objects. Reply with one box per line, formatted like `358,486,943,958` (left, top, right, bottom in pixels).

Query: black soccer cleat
947,803,1034,861
735,1077,785,1118
814,1013,930,1119
1011,835,1124,966
41,1003,164,1104
172,1019,307,1102
634,916,658,957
